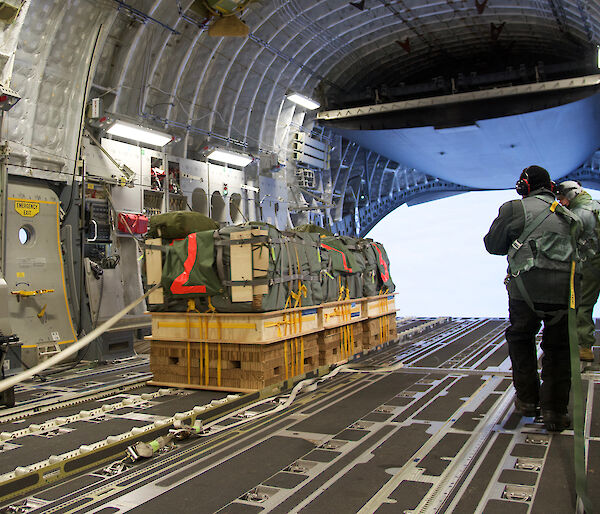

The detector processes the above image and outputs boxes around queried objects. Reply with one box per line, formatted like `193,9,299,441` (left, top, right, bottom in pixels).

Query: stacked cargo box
150,334,319,392
144,213,397,391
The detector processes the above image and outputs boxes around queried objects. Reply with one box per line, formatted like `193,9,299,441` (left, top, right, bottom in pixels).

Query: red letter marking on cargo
170,233,207,294
371,243,389,283
320,243,352,273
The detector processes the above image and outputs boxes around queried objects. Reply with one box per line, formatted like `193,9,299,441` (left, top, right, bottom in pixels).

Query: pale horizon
366,188,600,319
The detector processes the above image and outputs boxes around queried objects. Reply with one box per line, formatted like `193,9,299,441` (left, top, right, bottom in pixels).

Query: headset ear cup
516,178,530,196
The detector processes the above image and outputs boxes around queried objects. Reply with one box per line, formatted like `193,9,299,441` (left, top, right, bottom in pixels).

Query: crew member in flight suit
556,180,600,363
484,166,581,432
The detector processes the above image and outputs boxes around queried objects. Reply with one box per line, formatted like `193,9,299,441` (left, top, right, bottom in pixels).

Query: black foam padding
297,424,432,514
587,440,600,508
304,449,341,462
147,391,228,417
495,378,513,392
335,429,369,441
127,436,314,513
361,412,393,422
375,480,432,513
263,471,308,489
483,499,529,513
503,413,521,430
452,433,513,513
0,401,112,432
269,425,397,514
417,433,470,476
407,384,433,392
0,417,150,471
498,469,538,486
385,396,413,407
393,377,456,423
35,474,104,501
218,504,263,513
474,393,501,415
414,321,501,367
290,373,425,435
590,383,600,438
452,412,481,432
510,443,547,459
413,376,484,422
531,435,584,513
477,344,509,369
108,407,138,415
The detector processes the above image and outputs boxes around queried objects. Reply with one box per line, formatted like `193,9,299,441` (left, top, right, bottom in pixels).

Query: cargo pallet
147,295,398,392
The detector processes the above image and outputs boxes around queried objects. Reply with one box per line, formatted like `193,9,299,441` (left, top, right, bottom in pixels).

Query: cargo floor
1,317,599,513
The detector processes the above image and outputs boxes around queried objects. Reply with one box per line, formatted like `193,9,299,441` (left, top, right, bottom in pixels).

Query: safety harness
509,198,592,511
507,198,578,325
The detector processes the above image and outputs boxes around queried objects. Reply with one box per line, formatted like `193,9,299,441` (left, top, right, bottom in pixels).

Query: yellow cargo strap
284,340,289,379
290,284,307,308
187,299,199,313
217,343,221,387
204,342,209,386
187,341,191,385
300,337,304,374
206,296,216,313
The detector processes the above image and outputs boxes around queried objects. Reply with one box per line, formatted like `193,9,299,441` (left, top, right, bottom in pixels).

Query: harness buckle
511,240,523,250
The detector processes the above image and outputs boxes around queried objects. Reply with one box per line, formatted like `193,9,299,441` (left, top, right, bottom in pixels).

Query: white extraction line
0,285,160,394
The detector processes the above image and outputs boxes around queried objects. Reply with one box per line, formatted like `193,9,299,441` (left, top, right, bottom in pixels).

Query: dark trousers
506,298,571,413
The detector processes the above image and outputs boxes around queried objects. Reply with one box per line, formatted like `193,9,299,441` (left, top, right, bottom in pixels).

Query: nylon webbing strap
567,260,593,514
214,236,271,246
508,200,556,260
213,232,226,283
511,275,566,326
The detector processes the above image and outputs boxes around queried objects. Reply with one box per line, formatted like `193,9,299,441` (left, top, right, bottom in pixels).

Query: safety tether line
568,261,593,513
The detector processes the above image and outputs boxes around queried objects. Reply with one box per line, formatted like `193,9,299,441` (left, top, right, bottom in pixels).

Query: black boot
514,398,540,417
542,410,571,432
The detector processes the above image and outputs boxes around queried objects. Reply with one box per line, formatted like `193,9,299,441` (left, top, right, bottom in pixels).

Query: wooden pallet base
149,303,398,392
319,323,364,366
150,334,319,391
362,313,397,350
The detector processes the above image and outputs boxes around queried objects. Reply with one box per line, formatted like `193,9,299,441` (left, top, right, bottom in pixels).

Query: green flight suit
568,192,600,351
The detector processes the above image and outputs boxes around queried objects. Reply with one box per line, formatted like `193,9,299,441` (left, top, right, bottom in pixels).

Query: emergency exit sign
14,200,40,217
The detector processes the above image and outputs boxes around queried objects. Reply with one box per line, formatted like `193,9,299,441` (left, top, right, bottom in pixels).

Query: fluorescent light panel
107,121,172,147
207,149,253,167
287,93,320,110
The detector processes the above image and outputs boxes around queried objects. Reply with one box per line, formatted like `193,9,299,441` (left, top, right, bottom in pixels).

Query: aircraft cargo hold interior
1,1,600,513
